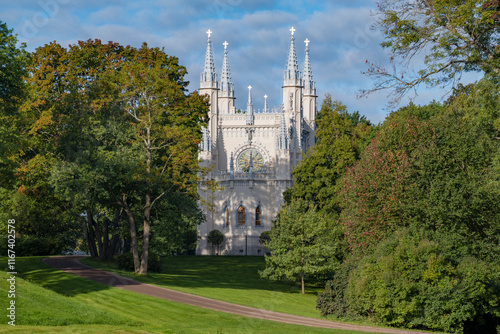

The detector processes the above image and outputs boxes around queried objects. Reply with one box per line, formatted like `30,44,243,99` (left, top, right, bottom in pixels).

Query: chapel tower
197,27,316,255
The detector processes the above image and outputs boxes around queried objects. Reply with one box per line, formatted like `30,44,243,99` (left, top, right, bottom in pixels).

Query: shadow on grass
83,255,325,295
12,256,115,297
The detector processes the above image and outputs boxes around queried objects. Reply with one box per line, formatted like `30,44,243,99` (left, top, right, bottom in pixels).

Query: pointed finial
304,38,310,48
290,26,296,36
223,40,228,50
206,29,212,39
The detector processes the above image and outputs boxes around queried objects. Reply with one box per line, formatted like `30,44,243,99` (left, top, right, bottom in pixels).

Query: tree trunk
122,193,141,273
86,210,98,257
139,192,151,275
82,215,97,257
93,214,103,257
138,128,153,275
101,217,109,260
301,274,305,295
106,234,120,260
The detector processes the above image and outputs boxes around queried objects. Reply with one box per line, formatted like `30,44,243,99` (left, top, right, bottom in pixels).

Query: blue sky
1,0,480,124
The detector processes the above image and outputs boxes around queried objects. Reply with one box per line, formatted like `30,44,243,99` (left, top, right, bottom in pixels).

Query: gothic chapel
197,27,317,255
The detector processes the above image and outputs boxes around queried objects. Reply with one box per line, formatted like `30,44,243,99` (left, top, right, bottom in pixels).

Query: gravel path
43,256,434,334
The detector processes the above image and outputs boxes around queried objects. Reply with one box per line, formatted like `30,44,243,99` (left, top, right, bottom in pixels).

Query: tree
260,201,343,294
0,21,28,197
207,229,224,255
346,230,500,333
340,96,500,257
361,0,500,102
104,43,208,274
0,20,27,116
319,81,500,331
21,40,209,273
283,95,373,216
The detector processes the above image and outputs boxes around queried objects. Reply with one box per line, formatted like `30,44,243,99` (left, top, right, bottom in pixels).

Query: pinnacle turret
283,26,301,85
200,126,211,151
220,41,234,95
277,110,289,150
246,85,254,125
200,29,218,87
303,38,316,94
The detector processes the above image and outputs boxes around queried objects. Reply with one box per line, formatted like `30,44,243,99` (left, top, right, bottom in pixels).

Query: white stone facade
197,27,317,255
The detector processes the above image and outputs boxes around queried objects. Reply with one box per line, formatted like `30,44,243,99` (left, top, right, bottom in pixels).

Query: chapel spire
283,26,301,85
200,29,217,87
220,41,234,95
302,38,316,94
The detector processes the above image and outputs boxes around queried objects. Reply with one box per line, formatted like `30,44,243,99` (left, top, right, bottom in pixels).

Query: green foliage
318,79,500,333
0,236,68,256
340,92,500,257
0,21,28,190
19,39,209,273
207,229,224,254
363,0,500,101
284,95,373,216
149,193,202,255
260,200,343,294
345,230,500,333
316,262,356,318
259,230,271,245
0,20,28,116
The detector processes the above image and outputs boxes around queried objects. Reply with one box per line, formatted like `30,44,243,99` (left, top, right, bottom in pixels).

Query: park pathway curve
43,256,433,334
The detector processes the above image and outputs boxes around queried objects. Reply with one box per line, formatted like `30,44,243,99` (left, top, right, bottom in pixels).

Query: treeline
263,81,500,333
0,21,209,274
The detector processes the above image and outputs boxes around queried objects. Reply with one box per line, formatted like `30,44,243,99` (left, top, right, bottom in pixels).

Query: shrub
0,236,67,256
345,230,500,333
316,262,356,317
207,229,224,254
258,231,271,245
115,252,162,273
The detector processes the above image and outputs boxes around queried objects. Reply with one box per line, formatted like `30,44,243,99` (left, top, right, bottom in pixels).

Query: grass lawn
0,256,383,334
82,255,324,318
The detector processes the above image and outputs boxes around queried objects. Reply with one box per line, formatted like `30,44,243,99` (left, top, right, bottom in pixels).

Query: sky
1,0,481,124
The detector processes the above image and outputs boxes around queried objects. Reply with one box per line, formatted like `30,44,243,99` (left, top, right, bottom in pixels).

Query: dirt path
43,256,433,334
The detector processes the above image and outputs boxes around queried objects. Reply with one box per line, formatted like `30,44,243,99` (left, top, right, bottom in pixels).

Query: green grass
82,256,323,318
0,256,380,334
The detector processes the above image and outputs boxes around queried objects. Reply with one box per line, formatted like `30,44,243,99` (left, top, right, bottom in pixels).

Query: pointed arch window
225,207,229,226
238,206,246,226
255,206,262,226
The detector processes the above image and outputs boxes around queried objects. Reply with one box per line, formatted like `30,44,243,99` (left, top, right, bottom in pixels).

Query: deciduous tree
260,201,342,294
361,0,500,102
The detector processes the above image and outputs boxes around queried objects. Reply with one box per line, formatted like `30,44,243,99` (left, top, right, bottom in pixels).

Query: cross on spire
206,29,212,39
290,26,296,36
248,85,252,90
223,40,228,50
304,38,310,48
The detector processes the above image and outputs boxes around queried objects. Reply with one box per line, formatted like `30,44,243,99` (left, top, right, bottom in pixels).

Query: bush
115,252,162,273
207,229,224,254
0,236,67,256
345,230,500,333
316,262,356,317
259,231,271,245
